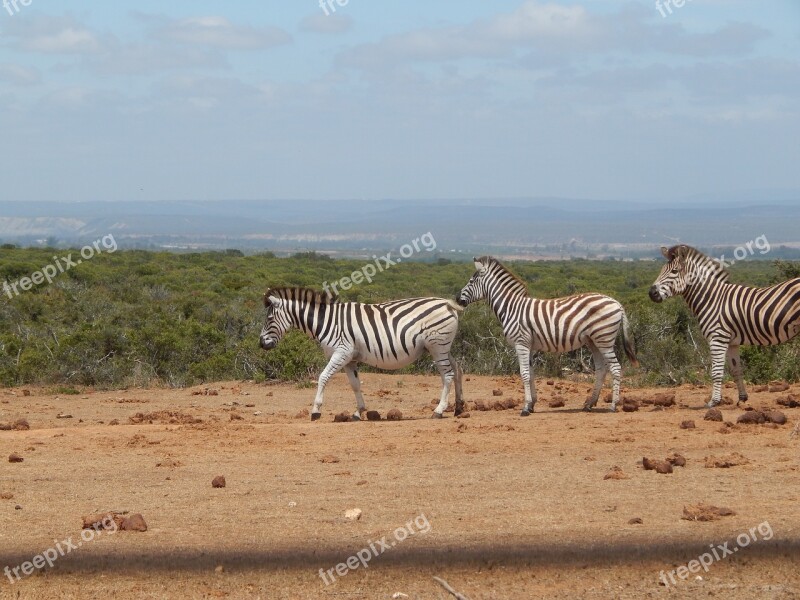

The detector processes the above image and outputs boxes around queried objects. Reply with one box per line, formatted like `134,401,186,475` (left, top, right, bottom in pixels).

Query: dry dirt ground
1,374,799,600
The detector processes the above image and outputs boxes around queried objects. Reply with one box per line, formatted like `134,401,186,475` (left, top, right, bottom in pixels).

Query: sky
0,1,799,204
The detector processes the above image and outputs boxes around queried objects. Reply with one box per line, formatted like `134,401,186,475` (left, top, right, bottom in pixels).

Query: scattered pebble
212,475,226,488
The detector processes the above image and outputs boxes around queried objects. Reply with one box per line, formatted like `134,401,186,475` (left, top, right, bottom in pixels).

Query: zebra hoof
520,410,531,417
351,413,361,422
738,395,748,403
431,412,443,419
705,401,720,409
310,412,321,421
582,406,593,412
609,405,617,413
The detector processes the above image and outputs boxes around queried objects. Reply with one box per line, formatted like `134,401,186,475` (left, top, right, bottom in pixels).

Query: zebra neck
285,299,317,337
683,276,725,315
487,288,526,322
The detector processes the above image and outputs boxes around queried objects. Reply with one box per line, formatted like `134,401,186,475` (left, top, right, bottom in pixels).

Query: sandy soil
1,374,799,599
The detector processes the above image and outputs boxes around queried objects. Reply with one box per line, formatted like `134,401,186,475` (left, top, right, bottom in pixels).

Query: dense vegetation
0,246,798,389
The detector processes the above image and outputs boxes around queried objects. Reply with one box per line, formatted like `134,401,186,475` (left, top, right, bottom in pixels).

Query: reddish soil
1,375,799,599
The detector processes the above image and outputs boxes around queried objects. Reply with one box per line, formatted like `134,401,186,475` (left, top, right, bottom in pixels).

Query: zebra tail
621,310,639,368
445,299,465,316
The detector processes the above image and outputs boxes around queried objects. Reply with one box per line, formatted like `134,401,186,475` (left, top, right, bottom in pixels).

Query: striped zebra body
260,288,464,419
649,245,800,407
457,257,637,415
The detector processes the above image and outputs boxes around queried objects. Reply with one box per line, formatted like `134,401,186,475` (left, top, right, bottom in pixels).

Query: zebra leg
583,343,608,411
726,346,748,403
707,339,729,408
311,348,352,421
451,355,465,416
604,350,622,412
516,344,537,416
428,347,458,418
344,363,366,421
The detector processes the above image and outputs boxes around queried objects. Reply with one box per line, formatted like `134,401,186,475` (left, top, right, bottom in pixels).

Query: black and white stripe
260,287,464,419
457,257,638,415
649,244,800,407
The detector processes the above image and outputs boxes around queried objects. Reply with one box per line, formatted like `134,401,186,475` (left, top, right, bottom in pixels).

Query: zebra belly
354,343,426,370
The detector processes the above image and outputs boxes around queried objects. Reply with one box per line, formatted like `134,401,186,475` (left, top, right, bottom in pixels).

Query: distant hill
1,197,799,260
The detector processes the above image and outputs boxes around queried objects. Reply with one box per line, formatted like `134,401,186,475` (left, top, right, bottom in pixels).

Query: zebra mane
264,287,337,306
666,245,730,283
478,256,529,296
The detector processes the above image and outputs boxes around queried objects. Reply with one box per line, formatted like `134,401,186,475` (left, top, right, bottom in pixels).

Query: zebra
259,287,464,420
457,257,638,415
649,244,800,407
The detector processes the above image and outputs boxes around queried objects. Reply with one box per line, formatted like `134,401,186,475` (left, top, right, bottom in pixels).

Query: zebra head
457,257,492,306
650,245,724,302
260,290,292,350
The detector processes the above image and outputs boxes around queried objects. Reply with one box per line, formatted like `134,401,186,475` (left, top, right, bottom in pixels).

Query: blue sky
0,1,798,203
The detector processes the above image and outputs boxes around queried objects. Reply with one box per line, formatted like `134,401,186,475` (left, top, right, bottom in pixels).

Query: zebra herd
259,245,800,420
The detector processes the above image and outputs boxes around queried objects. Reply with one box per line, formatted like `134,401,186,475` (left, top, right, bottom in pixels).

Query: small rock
667,453,687,467
549,398,565,408
768,382,790,393
386,409,403,421
109,419,120,426
737,411,766,425
212,475,226,488
344,508,362,521
56,413,73,419
215,565,225,574
121,513,148,532
22,390,31,397
0,492,13,500
82,513,124,530
8,453,23,463
456,411,471,419
642,457,657,471
295,408,309,419
229,413,243,421
765,410,787,425
680,420,696,429
704,408,723,422
13,419,30,431
655,461,673,474
704,452,749,468
604,466,628,480
492,389,503,397
682,503,736,521
622,399,639,412
653,393,676,407
628,517,643,525
319,455,340,464
366,410,381,421
333,412,351,423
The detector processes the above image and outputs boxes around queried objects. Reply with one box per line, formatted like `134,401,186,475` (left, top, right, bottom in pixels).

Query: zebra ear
660,247,670,260
473,257,486,272
264,292,280,309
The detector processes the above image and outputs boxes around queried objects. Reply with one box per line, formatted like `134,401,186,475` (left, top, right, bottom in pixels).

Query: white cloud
1,15,102,54
154,16,291,50
299,12,353,35
0,63,40,86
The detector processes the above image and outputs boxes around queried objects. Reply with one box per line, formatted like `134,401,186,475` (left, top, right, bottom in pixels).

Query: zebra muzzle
648,285,663,303
260,337,277,350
